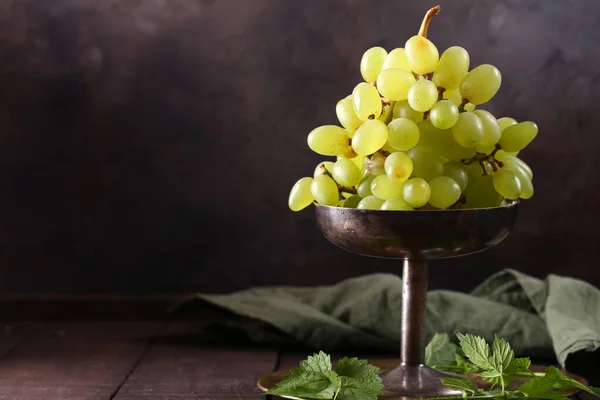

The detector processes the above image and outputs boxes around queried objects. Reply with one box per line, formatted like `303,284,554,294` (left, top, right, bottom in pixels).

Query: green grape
418,119,476,161
451,112,484,148
403,178,431,208
357,195,384,210
428,176,461,208
311,175,339,206
495,151,525,166
353,82,382,121
336,95,363,133
371,174,405,199
338,154,365,171
343,195,362,208
430,100,459,129
498,121,538,152
492,169,522,200
443,89,462,106
360,46,388,83
340,145,358,160
463,174,502,208
378,102,394,124
443,161,468,192
407,79,438,112
432,46,470,90
476,143,495,154
376,68,416,101
351,119,388,156
392,100,424,122
381,198,414,210
405,35,439,75
384,151,413,182
288,177,315,211
387,118,419,151
307,125,349,156
497,117,517,131
331,158,362,187
382,48,410,71
459,64,502,105
502,162,533,199
473,109,501,146
381,142,396,153
464,103,476,112
314,161,334,177
408,147,444,181
519,178,534,200
357,174,376,197
514,157,533,180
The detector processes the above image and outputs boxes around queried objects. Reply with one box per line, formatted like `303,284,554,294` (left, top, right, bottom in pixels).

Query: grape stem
322,166,358,198
458,98,469,112
418,5,440,38
437,87,446,101
462,144,504,176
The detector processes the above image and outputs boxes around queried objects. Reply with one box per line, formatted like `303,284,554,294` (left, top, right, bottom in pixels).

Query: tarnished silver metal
314,202,519,398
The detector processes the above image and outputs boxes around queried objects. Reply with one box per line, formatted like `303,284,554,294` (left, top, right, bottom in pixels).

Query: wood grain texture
113,322,277,399
0,321,160,399
0,0,597,293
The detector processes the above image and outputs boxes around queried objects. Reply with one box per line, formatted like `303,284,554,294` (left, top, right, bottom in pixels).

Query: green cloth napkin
192,269,600,379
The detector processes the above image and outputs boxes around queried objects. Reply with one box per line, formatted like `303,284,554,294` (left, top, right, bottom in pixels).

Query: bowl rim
314,199,519,213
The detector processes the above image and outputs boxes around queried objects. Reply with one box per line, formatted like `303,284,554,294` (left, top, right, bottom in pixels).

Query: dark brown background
0,0,597,294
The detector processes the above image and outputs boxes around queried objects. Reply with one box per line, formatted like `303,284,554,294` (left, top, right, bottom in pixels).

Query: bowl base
380,363,464,398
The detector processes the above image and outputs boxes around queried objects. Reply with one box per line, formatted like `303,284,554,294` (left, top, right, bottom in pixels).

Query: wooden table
0,297,593,400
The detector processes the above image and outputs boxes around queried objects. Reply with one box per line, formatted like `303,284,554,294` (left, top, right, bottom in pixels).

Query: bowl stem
401,258,427,365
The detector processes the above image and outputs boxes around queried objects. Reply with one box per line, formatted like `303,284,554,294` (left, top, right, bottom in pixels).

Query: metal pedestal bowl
314,202,519,398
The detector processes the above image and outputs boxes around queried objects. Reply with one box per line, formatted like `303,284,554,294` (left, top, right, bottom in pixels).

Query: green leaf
591,387,600,396
325,370,342,388
456,333,495,371
544,366,600,397
456,354,479,374
480,371,511,389
266,370,339,399
518,376,569,400
335,358,383,400
267,352,383,400
300,351,333,373
425,333,460,367
513,357,531,372
491,335,514,371
441,377,475,394
337,375,382,400
336,357,381,379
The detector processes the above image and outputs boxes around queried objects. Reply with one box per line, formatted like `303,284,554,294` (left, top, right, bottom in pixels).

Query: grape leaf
544,366,600,397
478,370,511,389
518,376,570,400
491,335,514,371
456,332,495,371
335,358,383,400
337,375,383,400
512,357,531,372
336,357,381,379
456,353,479,374
425,333,459,367
266,370,339,399
267,352,383,400
441,377,475,394
300,351,332,373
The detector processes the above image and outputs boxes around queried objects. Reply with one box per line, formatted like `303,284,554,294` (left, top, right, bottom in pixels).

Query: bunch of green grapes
289,5,536,212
